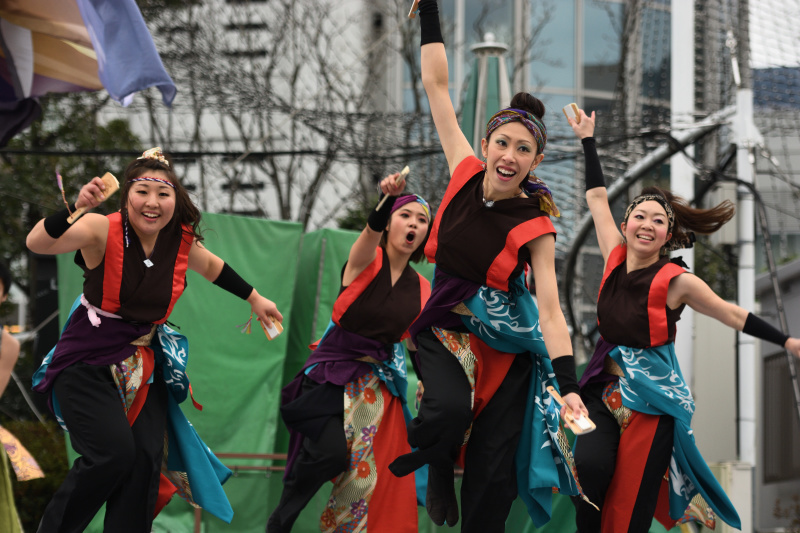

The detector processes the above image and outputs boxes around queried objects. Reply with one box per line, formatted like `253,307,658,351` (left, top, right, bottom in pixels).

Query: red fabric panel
332,248,383,326
154,473,178,518
598,244,627,302
424,157,483,263
485,217,556,291
654,476,678,530
101,212,124,313
156,227,192,324
647,263,685,346
369,385,418,532
125,347,155,425
457,334,516,468
601,411,661,531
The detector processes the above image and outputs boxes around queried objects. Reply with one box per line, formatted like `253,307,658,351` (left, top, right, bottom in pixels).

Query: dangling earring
481,158,487,170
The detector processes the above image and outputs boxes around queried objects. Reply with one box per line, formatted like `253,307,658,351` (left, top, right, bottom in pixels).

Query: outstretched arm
188,241,283,328
568,109,622,262
0,330,20,399
343,172,408,286
670,273,800,359
418,0,474,174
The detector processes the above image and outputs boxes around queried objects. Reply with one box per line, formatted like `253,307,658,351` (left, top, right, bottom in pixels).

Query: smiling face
385,202,430,256
480,121,545,200
125,170,177,239
621,200,672,256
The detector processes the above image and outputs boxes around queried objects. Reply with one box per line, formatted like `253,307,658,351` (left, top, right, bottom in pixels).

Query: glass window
583,0,623,93
464,0,514,49
640,6,670,101
530,1,575,88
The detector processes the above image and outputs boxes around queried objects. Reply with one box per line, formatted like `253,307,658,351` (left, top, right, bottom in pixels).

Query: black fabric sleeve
418,0,444,46
582,137,606,191
742,312,790,348
551,355,580,397
213,262,254,300
367,194,396,233
43,204,77,239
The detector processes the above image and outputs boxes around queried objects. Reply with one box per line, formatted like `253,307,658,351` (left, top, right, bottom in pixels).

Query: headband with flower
485,108,547,155
138,147,170,167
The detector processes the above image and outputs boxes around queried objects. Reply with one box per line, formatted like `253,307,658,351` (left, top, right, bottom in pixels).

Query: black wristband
43,204,77,239
582,137,606,191
418,0,444,46
367,194,396,232
551,355,580,397
742,313,790,348
213,263,254,301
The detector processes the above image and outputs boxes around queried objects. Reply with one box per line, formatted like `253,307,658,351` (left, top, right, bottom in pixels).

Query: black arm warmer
742,312,790,348
43,204,77,239
582,137,606,191
551,355,581,397
213,262,254,301
418,0,444,46
367,194,396,233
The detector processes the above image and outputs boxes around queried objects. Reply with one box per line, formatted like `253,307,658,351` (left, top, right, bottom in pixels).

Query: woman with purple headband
267,173,432,533
27,148,282,532
567,108,800,532
386,1,595,531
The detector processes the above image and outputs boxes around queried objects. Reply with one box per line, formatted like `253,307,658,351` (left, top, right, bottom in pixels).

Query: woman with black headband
267,172,431,533
387,1,594,531
567,108,800,532
27,148,282,532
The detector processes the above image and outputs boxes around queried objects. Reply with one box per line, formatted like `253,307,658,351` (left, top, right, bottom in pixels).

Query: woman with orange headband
387,1,595,531
28,148,282,532
268,173,431,532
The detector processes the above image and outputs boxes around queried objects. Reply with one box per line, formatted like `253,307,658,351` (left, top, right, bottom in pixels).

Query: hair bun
509,92,545,120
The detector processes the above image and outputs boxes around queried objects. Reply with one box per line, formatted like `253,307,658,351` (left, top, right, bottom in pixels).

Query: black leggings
572,381,674,533
267,379,348,533
38,362,167,533
391,329,533,533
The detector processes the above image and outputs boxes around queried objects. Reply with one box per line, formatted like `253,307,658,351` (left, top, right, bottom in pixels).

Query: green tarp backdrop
54,213,677,532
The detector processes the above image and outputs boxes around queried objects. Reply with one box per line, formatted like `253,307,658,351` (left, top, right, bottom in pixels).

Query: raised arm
418,0,474,174
568,110,622,262
26,176,111,258
343,172,408,286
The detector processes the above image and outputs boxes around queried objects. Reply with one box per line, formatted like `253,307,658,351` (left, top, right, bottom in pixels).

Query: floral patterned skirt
320,370,417,533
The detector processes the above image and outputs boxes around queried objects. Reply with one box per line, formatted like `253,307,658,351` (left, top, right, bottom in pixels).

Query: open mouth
497,167,515,181
405,231,416,244
636,234,654,242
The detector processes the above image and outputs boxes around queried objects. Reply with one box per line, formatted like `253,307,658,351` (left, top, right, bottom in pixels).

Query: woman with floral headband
28,148,282,532
567,109,800,532
267,172,431,533
386,2,592,531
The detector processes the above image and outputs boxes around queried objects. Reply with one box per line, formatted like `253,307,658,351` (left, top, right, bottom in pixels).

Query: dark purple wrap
578,336,620,388
33,304,152,396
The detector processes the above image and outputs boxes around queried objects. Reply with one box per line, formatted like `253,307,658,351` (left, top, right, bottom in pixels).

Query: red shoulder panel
424,156,484,263
156,227,192,324
332,248,383,326
485,216,556,291
647,262,686,346
101,212,124,313
598,244,627,302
